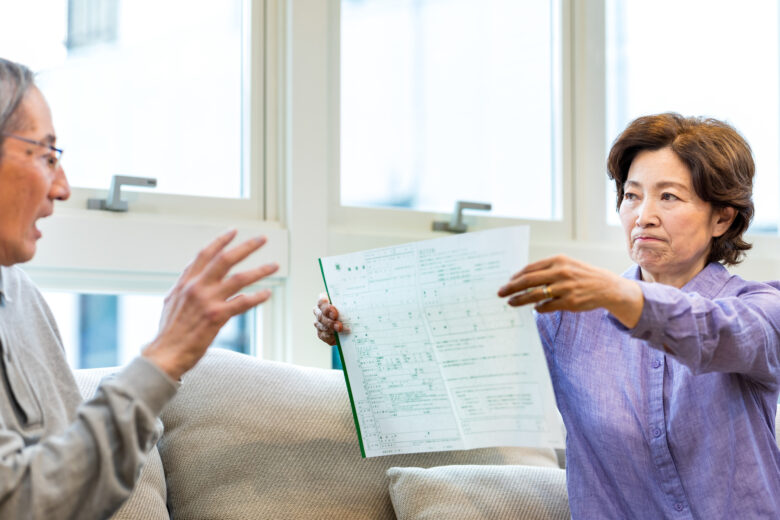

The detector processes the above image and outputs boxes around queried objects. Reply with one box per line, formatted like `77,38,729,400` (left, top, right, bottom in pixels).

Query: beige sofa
74,348,570,520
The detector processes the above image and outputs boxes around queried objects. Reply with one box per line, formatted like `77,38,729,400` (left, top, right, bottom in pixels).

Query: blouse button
674,503,684,512
653,428,662,437
652,359,661,369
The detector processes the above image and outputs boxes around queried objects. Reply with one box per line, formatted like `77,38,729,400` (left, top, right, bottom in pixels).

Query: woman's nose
635,199,659,227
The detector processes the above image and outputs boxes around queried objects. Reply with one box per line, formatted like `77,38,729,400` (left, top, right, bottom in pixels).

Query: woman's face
619,147,734,287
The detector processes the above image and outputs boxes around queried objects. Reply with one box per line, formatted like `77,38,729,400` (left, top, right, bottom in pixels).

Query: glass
1,134,63,170
605,0,779,231
0,0,246,199
42,291,257,369
340,0,562,220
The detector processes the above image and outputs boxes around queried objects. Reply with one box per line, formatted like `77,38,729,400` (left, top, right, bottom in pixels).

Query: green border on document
318,258,367,458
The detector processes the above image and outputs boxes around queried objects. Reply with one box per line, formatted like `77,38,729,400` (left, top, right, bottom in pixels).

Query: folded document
319,226,564,457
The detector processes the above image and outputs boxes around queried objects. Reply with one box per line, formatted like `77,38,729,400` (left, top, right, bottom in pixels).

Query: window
0,1,289,366
340,0,562,221
66,0,120,50
0,0,247,199
43,291,258,369
605,0,779,231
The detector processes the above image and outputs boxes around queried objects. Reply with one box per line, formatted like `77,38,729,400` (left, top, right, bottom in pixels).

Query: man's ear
712,206,737,238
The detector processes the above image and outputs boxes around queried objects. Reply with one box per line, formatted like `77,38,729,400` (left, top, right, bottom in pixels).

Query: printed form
319,226,564,457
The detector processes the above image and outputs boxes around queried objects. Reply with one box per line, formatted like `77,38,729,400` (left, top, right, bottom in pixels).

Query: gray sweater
0,265,178,519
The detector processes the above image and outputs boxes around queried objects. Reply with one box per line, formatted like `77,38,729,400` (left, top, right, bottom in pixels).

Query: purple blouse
537,262,780,519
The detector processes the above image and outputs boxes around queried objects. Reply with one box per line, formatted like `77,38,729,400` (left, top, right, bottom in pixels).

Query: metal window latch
87,175,158,212
432,200,492,233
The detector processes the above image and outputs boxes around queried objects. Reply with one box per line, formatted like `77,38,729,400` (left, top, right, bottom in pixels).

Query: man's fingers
186,229,239,278
204,235,268,283
219,262,279,298
223,289,273,317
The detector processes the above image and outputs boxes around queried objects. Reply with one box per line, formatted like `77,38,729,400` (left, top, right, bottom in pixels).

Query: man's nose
50,164,71,201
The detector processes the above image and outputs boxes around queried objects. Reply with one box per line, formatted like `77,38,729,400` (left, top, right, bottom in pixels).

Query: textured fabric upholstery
70,349,780,519
75,366,169,520
157,348,559,520
388,465,569,520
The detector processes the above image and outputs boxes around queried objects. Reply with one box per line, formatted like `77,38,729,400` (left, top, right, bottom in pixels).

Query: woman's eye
661,192,679,201
624,192,638,200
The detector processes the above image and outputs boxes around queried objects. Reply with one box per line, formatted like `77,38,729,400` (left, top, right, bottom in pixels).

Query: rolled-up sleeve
0,356,178,520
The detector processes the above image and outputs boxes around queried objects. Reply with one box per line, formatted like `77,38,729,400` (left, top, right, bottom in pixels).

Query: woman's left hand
497,254,644,328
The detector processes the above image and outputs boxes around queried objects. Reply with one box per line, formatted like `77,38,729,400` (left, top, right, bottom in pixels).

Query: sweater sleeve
620,280,780,386
0,356,178,520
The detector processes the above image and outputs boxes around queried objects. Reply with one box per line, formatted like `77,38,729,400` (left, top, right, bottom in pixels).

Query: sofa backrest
155,348,559,520
74,350,780,520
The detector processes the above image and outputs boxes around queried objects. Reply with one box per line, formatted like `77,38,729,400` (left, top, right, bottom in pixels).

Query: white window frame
288,0,780,371
319,0,634,275
22,0,291,363
321,0,780,282
326,0,574,251
25,0,780,372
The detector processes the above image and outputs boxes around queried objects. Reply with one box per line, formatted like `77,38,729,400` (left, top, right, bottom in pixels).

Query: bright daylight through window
43,292,257,370
605,0,779,231
0,0,246,198
0,0,255,369
340,0,562,221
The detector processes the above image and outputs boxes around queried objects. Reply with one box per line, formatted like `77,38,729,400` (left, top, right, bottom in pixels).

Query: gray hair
0,58,35,158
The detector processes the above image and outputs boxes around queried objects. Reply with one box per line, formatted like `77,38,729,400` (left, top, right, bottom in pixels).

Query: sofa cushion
74,366,169,520
388,464,569,520
158,348,559,520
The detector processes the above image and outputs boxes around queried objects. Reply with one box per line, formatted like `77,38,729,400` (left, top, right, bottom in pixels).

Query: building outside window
43,291,257,369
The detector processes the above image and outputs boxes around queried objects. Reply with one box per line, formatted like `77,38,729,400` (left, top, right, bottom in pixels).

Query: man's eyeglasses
1,133,63,170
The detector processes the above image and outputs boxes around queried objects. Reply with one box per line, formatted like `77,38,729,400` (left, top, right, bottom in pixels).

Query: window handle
432,200,492,233
87,175,157,212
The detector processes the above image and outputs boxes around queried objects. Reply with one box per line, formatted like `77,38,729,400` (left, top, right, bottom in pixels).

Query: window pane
605,0,779,230
0,0,246,198
43,291,257,369
340,0,562,220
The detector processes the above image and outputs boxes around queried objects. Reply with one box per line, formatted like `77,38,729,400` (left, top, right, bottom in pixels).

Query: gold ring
542,285,553,299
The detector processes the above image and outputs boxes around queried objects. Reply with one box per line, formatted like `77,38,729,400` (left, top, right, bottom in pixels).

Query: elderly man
0,57,278,518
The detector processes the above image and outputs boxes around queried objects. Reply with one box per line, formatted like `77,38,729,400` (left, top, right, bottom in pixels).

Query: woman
0,57,279,519
315,114,780,518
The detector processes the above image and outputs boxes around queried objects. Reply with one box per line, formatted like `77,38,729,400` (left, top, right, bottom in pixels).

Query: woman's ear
712,206,737,238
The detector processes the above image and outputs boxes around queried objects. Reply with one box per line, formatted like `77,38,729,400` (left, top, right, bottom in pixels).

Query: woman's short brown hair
607,113,754,266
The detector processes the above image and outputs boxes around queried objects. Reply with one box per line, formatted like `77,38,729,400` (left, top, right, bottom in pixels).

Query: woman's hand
313,294,349,346
497,254,644,328
142,230,279,380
